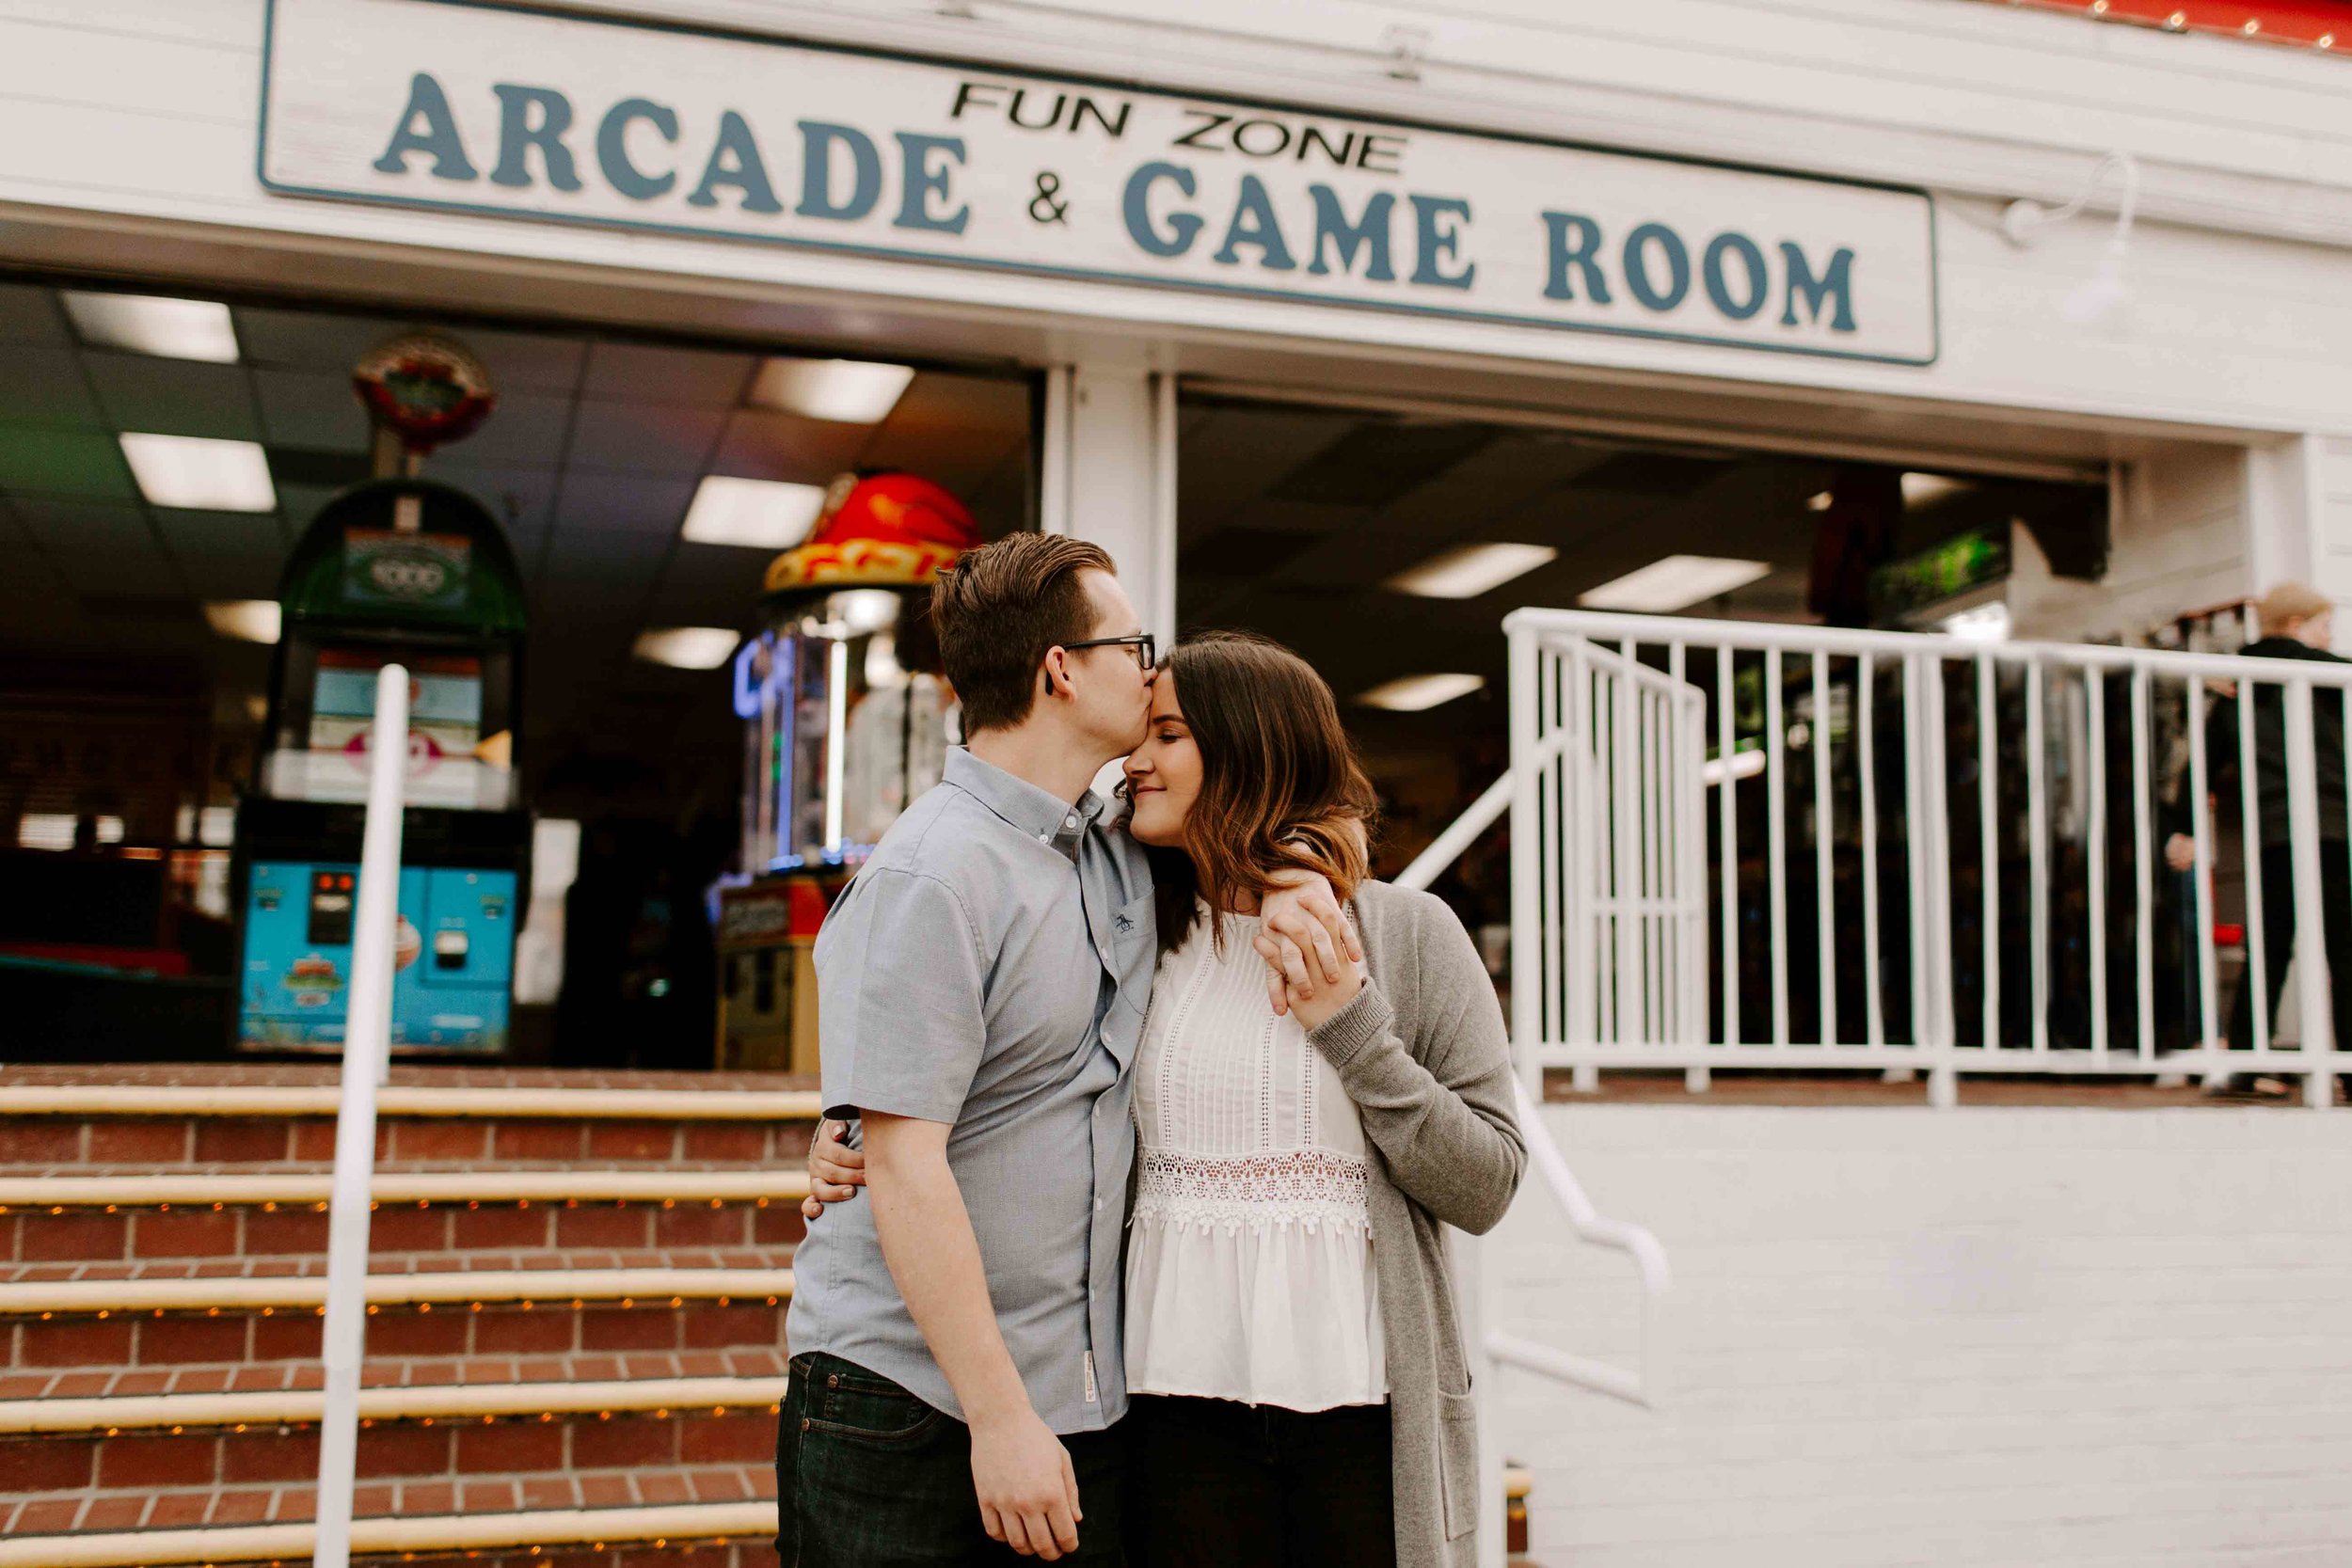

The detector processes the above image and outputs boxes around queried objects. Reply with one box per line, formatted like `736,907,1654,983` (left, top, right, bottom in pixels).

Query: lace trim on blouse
1132,1147,1372,1237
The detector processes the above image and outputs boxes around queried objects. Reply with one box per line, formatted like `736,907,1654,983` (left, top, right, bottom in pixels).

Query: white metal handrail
1484,1074,1669,1410
1507,608,2352,1107
314,664,408,1568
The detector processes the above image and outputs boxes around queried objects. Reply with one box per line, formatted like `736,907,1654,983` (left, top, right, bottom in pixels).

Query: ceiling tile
153,507,286,556
660,540,775,598
1176,404,1359,522
566,400,730,477
462,328,589,395
86,353,261,441
234,307,405,371
433,467,556,542
580,341,755,407
0,426,137,501
0,347,103,428
448,392,572,467
277,483,346,535
175,551,285,600
255,369,372,451
48,544,183,597
544,527,672,578
856,373,1031,496
552,474,694,534
708,409,870,484
12,498,155,553
0,284,69,346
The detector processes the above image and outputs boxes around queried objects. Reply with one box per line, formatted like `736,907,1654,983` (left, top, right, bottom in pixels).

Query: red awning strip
1988,0,2348,52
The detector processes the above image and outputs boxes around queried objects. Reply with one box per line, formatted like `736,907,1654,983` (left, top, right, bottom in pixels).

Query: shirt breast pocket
1111,891,1156,1019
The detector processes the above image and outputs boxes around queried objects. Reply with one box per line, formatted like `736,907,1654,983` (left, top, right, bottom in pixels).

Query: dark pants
776,1353,1129,1567
1124,1394,1394,1568
2229,843,2352,1053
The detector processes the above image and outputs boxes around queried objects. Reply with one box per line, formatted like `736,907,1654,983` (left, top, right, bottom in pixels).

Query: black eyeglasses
1062,634,1157,671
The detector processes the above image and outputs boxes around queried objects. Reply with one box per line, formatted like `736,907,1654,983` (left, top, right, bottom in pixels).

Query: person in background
2163,582,2350,1064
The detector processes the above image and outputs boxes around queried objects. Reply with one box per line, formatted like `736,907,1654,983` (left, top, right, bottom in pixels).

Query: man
2164,582,2349,1061
777,534,1354,1566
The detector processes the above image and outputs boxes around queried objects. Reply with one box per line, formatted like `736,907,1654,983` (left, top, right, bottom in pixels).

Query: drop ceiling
0,281,1034,813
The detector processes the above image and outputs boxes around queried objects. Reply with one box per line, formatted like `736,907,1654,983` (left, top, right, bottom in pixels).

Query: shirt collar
944,748,1104,859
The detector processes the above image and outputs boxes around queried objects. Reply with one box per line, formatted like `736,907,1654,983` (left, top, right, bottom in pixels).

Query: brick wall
1490,1104,2352,1567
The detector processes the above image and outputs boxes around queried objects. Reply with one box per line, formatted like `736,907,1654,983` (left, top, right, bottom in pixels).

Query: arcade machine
715,473,981,1071
232,334,531,1056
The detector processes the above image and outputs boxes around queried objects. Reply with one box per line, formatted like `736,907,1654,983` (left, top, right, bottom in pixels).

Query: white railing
314,664,407,1568
1507,608,2352,1108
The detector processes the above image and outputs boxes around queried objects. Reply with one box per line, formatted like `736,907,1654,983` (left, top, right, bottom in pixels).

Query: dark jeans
2228,844,2352,1053
1124,1394,1394,1568
776,1353,1129,1567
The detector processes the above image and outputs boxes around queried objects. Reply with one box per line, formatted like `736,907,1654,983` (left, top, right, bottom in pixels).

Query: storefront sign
261,0,1939,364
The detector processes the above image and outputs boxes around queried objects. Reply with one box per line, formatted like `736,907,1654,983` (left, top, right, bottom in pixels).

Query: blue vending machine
232,471,530,1057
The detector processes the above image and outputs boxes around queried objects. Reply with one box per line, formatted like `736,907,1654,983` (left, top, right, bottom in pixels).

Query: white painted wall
1490,1104,2352,1567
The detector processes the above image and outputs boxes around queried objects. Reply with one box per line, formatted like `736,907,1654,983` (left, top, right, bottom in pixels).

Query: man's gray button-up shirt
784,748,1155,1433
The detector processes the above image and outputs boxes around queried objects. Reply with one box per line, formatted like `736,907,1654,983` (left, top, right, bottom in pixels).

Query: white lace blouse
1123,905,1387,1411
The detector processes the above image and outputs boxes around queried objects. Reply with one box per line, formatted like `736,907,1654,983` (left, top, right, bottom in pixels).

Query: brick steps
0,1114,817,1172
0,1499,780,1567
7,1282,788,1372
0,1069,811,1567
4,1198,806,1266
4,1348,792,1400
5,1398,779,1528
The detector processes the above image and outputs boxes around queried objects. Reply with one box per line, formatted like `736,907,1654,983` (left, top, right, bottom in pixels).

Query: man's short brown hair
931,533,1116,734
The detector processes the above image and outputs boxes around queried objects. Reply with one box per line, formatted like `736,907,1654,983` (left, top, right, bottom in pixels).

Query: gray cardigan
1308,880,1528,1568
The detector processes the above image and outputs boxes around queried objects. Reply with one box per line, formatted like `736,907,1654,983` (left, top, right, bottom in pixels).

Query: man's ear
1040,648,1071,701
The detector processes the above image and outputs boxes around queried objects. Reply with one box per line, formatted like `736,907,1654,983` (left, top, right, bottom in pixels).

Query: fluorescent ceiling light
1578,555,1772,614
63,292,239,363
1386,542,1558,600
119,434,276,513
1357,673,1486,713
16,815,76,851
1900,472,1969,508
203,599,281,644
1939,601,2011,642
681,476,828,549
751,358,916,423
634,626,741,670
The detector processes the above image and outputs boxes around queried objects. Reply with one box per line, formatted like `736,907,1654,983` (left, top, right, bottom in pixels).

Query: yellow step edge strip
0,1373,792,1435
0,1267,794,1316
0,1085,824,1121
0,1500,774,1568
0,1168,814,1209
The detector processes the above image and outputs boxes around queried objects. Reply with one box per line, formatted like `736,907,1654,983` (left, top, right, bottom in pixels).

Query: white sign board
261,0,1940,365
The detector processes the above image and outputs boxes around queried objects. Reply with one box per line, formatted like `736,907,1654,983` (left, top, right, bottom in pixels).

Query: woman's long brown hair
1145,631,1380,955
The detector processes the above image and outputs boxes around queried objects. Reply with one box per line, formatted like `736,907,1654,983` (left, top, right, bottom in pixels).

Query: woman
1115,629,1525,1568
807,630,1524,1567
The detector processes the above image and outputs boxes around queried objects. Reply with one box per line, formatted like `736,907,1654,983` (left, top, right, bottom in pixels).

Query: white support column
1039,362,1178,643
2243,434,2321,598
